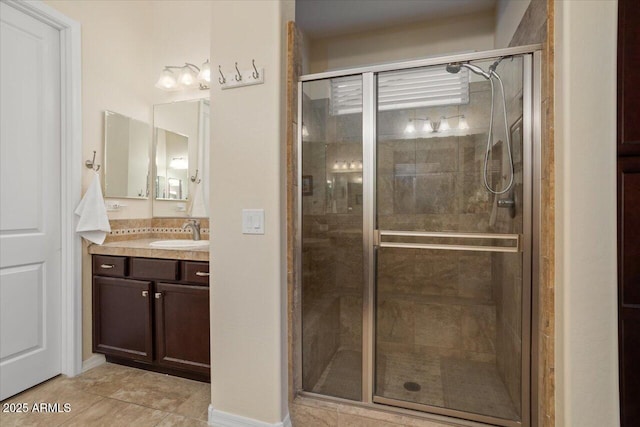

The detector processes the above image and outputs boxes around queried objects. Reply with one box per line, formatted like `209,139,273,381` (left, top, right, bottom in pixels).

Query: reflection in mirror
155,129,189,200
153,99,210,217
103,111,151,199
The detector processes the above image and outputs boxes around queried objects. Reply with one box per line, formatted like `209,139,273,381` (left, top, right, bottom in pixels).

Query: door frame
4,0,83,377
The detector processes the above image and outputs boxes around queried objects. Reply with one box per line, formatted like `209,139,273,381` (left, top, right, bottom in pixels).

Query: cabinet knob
155,292,163,299
195,271,210,277
142,290,149,297
100,264,115,269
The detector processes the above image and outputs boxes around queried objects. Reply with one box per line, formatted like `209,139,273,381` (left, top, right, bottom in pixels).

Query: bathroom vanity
89,240,210,382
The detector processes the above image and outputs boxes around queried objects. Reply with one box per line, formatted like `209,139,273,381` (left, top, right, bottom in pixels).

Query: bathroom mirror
153,98,210,217
155,129,189,200
103,111,151,199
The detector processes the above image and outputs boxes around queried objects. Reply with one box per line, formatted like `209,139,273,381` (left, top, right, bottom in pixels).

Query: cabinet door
154,283,210,375
619,157,640,425
93,276,153,362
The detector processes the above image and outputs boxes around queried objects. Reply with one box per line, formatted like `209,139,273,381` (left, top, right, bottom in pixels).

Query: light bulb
302,124,309,137
458,115,469,130
404,120,416,134
439,116,450,131
350,160,357,169
169,157,188,170
178,66,197,87
155,68,176,90
197,59,211,84
422,119,433,133
333,161,339,170
341,161,348,169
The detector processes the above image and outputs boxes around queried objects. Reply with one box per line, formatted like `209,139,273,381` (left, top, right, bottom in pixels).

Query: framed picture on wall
302,175,313,196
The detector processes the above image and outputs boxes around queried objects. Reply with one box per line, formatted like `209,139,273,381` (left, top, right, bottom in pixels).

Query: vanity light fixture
404,121,416,134
169,157,188,170
331,159,363,171
458,115,469,130
155,60,211,91
155,68,177,90
177,66,197,87
197,60,211,85
439,116,450,131
403,114,469,135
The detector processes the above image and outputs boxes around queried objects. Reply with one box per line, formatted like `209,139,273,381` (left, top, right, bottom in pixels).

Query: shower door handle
375,230,521,253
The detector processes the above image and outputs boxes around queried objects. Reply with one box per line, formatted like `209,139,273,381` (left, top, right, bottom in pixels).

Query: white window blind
330,66,470,116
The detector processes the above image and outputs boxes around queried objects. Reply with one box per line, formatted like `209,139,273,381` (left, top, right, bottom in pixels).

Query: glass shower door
300,77,364,401
373,56,529,425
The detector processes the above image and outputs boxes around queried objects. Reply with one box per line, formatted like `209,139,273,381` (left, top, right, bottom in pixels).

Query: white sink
149,239,209,249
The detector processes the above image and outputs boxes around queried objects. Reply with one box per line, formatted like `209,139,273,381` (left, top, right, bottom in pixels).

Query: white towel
74,172,111,244
188,181,208,218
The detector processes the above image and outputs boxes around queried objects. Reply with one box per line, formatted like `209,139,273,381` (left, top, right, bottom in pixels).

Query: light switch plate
242,209,264,234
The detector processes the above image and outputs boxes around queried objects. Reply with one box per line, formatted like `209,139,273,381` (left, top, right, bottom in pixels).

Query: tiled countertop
88,238,210,261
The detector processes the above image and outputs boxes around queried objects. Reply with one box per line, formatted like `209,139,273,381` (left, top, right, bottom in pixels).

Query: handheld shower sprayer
446,62,491,79
445,58,514,195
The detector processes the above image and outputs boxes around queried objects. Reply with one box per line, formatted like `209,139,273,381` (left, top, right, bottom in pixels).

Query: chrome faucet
182,219,201,241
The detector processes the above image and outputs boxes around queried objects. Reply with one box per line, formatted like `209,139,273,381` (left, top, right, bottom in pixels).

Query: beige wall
555,1,619,426
308,10,495,74
494,0,532,48
45,0,155,220
209,0,293,424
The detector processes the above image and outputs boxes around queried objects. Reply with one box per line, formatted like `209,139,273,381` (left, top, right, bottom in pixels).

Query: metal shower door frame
296,45,542,427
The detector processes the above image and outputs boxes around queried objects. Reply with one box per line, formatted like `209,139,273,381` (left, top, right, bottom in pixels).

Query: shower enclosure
297,46,540,427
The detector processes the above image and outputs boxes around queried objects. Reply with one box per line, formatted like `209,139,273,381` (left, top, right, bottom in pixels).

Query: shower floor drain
403,381,421,392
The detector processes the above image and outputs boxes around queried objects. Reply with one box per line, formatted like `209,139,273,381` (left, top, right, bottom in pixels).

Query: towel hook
234,62,242,82
190,169,201,184
85,150,101,172
251,59,260,79
218,65,226,84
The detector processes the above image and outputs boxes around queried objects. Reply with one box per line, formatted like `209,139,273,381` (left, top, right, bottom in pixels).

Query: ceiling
296,0,498,38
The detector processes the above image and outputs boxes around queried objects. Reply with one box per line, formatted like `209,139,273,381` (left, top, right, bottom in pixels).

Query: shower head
445,63,462,74
445,62,491,79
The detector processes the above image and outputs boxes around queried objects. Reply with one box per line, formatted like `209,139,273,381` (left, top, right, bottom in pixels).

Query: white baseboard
81,354,106,372
208,405,291,427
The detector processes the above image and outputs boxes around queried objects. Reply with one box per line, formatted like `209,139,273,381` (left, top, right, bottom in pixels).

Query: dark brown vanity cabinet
92,255,210,381
155,283,210,374
92,275,154,361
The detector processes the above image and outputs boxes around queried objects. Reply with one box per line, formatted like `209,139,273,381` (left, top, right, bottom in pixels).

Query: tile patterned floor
0,363,210,427
314,349,519,422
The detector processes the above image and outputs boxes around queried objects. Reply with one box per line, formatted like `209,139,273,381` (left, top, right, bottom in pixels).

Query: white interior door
0,1,62,400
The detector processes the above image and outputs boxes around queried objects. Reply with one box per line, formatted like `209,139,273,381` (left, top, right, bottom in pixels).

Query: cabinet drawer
182,261,210,285
131,258,179,281
93,255,127,277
